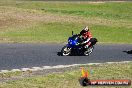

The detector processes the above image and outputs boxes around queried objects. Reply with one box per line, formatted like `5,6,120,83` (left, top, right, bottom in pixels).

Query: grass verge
0,0,132,44
0,62,132,88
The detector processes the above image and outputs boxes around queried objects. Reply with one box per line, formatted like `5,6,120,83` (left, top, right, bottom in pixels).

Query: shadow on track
57,52,62,56
123,50,132,54
57,52,85,56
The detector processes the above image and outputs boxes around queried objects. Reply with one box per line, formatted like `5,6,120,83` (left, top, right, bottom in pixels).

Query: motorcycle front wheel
61,46,71,56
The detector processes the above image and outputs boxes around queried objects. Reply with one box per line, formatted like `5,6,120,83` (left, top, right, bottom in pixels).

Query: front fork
66,44,72,49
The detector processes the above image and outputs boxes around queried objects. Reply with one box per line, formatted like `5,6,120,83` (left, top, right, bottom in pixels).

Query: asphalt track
0,43,131,70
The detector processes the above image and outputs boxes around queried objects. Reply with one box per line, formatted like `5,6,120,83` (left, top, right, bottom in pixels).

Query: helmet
83,26,89,31
80,26,89,35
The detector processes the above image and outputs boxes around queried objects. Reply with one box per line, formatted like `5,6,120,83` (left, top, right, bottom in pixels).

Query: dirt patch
0,6,131,30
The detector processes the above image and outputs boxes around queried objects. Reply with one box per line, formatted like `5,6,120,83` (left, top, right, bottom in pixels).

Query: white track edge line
0,61,131,73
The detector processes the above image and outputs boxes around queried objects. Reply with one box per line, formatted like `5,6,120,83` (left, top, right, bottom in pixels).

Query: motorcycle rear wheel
84,46,94,56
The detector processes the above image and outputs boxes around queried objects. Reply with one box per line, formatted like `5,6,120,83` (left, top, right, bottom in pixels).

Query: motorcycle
61,31,97,56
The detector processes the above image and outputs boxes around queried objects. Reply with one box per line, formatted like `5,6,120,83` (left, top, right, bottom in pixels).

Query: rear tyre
84,46,94,56
61,46,71,56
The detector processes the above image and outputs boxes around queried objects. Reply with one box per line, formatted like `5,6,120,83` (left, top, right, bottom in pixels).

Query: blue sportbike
61,32,97,56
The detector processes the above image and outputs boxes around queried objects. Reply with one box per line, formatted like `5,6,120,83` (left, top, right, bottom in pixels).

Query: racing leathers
81,31,92,49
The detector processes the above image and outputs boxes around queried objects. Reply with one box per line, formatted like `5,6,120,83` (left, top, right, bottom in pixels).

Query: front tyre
61,46,71,56
84,46,94,56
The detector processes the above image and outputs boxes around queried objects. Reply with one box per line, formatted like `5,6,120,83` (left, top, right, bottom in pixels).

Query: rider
79,26,92,49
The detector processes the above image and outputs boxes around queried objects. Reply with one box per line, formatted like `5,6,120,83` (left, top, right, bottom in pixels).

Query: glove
77,34,81,36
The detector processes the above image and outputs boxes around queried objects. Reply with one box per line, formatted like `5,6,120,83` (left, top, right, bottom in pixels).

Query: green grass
0,62,132,88
0,71,22,78
1,23,132,43
0,0,132,44
2,1,132,20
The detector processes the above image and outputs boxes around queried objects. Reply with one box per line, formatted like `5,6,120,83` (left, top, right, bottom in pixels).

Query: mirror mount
72,31,74,35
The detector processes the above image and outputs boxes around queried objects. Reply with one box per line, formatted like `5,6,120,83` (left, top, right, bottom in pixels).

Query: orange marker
81,67,89,78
